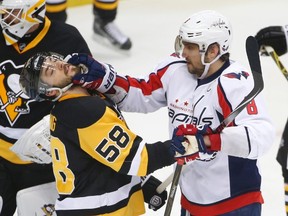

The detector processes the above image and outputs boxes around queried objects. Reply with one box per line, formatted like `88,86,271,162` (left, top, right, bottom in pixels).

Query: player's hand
171,124,210,164
67,53,116,93
171,124,221,164
141,175,167,211
255,25,288,56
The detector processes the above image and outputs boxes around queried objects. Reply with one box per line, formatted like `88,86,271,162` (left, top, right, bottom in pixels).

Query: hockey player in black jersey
19,52,174,216
256,25,288,216
0,0,91,215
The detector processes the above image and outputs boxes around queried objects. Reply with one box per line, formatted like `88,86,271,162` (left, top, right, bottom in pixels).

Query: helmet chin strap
49,83,74,102
198,52,221,79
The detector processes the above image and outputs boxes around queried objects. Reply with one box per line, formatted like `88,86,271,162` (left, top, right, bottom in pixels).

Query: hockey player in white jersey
70,10,275,215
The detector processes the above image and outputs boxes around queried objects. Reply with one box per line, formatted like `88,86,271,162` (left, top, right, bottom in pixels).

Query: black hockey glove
67,53,116,93
141,175,167,211
255,26,288,56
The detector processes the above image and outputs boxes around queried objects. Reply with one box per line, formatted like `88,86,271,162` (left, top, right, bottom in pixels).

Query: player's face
39,57,79,88
0,9,22,26
181,42,205,77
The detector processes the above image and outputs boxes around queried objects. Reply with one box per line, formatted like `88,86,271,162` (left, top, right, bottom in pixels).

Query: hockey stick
163,36,264,216
156,166,187,194
263,46,288,81
156,173,173,194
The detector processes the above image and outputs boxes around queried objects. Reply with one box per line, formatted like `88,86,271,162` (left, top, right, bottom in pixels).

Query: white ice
61,0,288,215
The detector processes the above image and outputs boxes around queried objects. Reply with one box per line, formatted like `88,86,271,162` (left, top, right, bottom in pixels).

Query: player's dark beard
57,65,80,88
57,77,73,89
187,63,205,77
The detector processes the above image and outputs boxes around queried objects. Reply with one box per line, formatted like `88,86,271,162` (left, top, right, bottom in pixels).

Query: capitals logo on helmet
0,0,46,45
174,10,233,79
178,10,232,55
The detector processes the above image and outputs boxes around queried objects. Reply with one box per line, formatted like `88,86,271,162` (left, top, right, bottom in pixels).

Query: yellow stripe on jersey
0,138,31,164
136,146,149,176
98,190,145,216
78,106,148,175
46,1,67,12
54,176,145,216
93,0,118,10
66,0,121,8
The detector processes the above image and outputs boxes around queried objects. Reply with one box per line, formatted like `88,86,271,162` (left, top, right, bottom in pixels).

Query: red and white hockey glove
171,124,221,164
68,53,116,93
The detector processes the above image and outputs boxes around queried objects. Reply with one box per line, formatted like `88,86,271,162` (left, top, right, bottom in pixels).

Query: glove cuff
97,64,117,93
208,133,221,151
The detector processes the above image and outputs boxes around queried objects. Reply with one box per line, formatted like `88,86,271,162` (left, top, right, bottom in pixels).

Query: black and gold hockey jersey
0,17,91,164
50,93,174,216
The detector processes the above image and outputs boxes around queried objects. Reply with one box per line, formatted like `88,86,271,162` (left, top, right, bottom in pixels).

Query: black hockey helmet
19,52,64,101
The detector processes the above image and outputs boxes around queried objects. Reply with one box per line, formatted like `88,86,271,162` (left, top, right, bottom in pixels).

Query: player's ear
46,90,57,97
209,43,220,56
205,44,221,63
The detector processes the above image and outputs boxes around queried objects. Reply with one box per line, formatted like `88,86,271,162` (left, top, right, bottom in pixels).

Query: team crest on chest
0,60,31,126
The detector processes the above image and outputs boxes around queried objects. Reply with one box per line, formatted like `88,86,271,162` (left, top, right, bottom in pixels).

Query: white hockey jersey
110,55,275,215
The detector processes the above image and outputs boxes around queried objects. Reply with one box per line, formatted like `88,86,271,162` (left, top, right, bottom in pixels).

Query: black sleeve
277,119,288,181
145,140,175,174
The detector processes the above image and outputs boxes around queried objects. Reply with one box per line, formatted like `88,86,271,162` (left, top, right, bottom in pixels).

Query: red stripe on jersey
181,191,263,215
217,83,235,126
114,75,130,92
126,67,166,96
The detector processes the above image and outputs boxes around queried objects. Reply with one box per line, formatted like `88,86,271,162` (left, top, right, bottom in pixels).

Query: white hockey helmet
177,10,232,55
0,0,46,46
175,10,232,78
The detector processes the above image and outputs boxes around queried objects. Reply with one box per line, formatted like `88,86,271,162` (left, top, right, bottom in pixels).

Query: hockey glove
68,53,117,93
171,124,221,164
255,25,288,56
141,175,167,211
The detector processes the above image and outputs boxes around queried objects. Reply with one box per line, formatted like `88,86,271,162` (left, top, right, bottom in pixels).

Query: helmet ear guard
174,35,183,57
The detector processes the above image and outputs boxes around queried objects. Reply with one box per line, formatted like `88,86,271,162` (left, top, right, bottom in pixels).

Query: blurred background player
0,0,91,215
256,25,288,216
45,0,132,50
